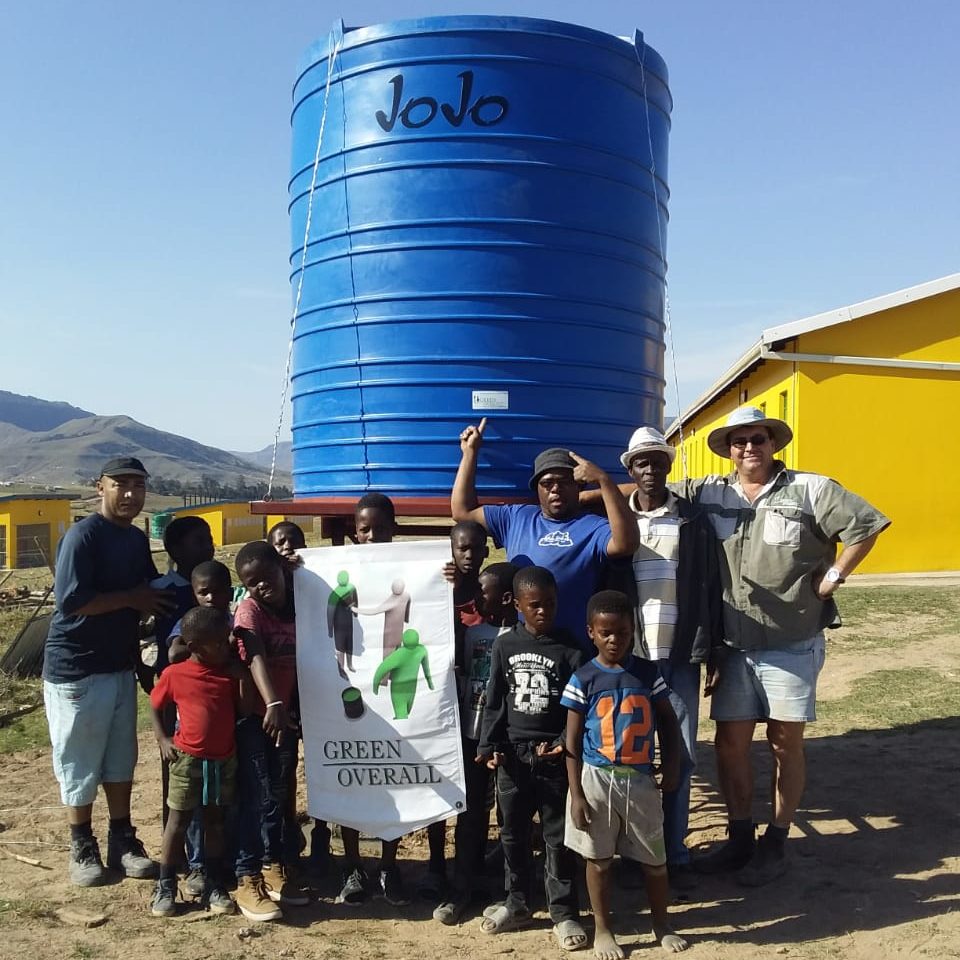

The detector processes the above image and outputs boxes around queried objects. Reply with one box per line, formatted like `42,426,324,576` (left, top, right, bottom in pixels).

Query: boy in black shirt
477,566,586,949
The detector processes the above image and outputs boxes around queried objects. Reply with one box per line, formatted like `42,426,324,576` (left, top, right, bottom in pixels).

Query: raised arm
570,452,639,558
579,480,633,511
451,418,491,527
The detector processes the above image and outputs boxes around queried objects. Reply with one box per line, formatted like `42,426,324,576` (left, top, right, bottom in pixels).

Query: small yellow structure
167,501,265,547
666,273,960,574
0,495,73,569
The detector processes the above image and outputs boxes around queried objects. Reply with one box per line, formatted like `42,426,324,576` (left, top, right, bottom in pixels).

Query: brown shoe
262,862,309,906
234,873,283,922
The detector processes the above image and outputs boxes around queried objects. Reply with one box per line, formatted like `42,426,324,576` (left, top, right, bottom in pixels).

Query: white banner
295,540,465,840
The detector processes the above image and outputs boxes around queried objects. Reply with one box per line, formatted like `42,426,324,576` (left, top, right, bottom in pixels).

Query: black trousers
454,737,492,890
497,746,578,923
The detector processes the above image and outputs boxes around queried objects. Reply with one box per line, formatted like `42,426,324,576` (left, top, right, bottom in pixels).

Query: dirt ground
0,632,957,960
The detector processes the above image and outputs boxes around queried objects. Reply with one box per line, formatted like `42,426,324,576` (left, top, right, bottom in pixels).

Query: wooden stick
2,848,50,868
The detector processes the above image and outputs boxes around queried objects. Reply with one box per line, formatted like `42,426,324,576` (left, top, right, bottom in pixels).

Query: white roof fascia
664,339,762,439
761,272,960,346
666,272,960,441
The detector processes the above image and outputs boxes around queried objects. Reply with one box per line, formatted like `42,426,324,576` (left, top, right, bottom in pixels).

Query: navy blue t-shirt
483,504,611,649
150,571,195,674
44,513,158,682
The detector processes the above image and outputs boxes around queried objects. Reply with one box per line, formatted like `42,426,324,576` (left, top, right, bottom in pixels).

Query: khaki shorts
167,750,237,811
564,763,666,866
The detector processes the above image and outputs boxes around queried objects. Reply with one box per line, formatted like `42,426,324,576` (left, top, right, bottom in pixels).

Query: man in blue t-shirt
451,419,639,650
44,457,176,887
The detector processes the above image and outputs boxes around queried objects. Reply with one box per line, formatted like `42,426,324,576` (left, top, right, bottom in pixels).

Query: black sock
70,822,93,842
764,824,789,851
729,818,755,846
160,863,178,882
204,858,223,885
109,816,132,834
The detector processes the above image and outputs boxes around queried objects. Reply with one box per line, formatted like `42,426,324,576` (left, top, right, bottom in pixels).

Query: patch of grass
817,667,960,734
70,942,98,960
833,587,960,652
0,672,47,754
0,897,58,925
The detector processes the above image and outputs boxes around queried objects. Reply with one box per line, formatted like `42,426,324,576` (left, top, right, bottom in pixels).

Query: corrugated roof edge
666,272,960,440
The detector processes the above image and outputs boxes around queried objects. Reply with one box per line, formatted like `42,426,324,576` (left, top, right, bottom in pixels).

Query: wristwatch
825,566,845,585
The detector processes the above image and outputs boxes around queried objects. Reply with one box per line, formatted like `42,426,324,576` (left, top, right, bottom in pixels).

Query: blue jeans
659,660,701,867
234,716,299,878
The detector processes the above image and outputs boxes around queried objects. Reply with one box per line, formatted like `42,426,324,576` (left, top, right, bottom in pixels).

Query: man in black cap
451,419,638,650
44,457,175,886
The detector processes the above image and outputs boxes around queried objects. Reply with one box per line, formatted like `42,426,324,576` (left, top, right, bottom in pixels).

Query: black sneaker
694,827,756,875
378,867,410,906
107,826,158,879
736,834,788,887
69,835,107,888
184,867,206,899
336,866,368,905
150,877,178,917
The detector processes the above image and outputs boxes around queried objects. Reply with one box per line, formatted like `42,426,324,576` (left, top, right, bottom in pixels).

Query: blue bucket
289,16,671,497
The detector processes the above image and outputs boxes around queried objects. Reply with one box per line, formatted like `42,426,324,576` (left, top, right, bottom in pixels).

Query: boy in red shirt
149,606,240,917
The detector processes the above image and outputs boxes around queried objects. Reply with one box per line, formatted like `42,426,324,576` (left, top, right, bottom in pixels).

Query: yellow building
167,500,266,547
0,495,73,569
666,273,960,574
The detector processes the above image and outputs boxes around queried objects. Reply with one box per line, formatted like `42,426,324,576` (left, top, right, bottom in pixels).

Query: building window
779,390,789,421
16,523,51,569
0,525,6,568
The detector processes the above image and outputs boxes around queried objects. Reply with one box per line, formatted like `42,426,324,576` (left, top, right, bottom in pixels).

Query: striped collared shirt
628,489,681,660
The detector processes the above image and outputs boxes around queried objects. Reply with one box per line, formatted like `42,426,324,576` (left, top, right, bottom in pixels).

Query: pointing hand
569,451,606,486
459,417,487,454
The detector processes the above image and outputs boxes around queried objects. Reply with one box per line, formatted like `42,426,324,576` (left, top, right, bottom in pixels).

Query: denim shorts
710,634,826,723
44,671,139,806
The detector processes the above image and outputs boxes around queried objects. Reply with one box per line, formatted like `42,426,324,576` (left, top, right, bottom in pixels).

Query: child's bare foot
593,930,624,960
653,921,689,953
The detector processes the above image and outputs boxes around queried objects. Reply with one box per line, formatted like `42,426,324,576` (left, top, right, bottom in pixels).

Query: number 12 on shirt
595,693,653,765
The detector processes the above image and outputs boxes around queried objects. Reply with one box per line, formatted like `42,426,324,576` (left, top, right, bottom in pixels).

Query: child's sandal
479,903,531,934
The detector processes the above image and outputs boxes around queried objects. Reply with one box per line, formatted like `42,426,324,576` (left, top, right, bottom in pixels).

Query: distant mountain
0,390,93,432
0,392,291,489
231,441,292,473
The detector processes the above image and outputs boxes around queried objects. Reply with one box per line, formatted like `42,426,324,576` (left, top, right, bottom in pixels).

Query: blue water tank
289,16,671,498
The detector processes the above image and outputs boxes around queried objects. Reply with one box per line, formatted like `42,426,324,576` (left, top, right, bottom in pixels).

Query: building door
16,523,51,568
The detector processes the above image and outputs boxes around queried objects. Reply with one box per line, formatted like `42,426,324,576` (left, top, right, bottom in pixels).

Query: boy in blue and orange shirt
563,590,687,957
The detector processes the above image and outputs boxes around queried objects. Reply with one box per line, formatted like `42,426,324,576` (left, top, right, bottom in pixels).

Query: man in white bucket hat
681,406,890,885
609,426,723,891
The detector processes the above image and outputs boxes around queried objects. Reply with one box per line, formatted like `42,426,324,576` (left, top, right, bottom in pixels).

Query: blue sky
1,1,956,450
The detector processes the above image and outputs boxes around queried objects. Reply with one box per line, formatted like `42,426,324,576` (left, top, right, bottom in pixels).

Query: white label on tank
472,390,509,411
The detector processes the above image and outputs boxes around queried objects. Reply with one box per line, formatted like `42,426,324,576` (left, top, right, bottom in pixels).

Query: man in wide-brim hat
681,406,890,885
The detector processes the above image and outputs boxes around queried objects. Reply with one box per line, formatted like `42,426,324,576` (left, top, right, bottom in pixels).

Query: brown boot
234,873,282,922
262,862,309,906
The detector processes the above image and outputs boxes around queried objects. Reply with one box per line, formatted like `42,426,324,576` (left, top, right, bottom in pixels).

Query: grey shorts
44,671,139,806
710,634,826,723
564,763,666,866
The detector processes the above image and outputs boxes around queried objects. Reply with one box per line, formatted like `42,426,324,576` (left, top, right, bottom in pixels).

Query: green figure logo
372,628,434,720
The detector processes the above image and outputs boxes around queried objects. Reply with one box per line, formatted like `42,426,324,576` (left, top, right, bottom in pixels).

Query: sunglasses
729,433,771,449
